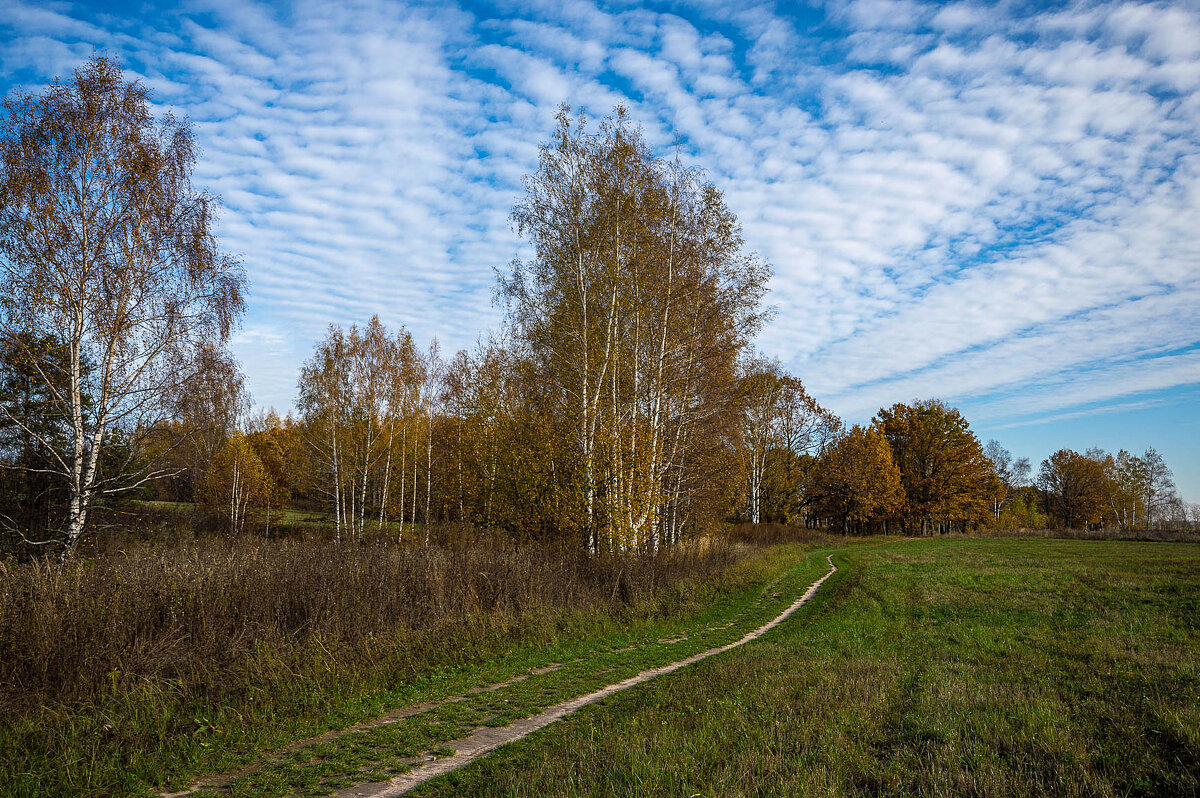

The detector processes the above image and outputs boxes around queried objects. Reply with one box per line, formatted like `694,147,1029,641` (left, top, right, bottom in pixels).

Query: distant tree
165,343,247,504
1037,449,1111,528
440,341,521,529
810,425,904,534
874,400,999,534
740,359,782,525
1110,449,1146,529
201,434,272,534
388,331,423,540
738,358,839,526
1139,447,1177,531
998,485,1049,530
0,57,245,557
296,318,435,542
1161,494,1189,530
1096,447,1179,531
297,326,349,540
983,439,1030,523
420,339,442,542
299,320,406,542
243,410,293,535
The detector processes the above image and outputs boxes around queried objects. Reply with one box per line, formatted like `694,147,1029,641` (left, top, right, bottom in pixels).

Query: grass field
414,538,1200,797
183,547,835,797
130,501,327,525
4,537,1197,797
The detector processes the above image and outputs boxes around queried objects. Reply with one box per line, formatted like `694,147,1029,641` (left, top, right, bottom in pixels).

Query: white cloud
0,0,1196,460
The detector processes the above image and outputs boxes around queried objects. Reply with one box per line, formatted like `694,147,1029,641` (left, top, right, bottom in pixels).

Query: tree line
1,58,1194,558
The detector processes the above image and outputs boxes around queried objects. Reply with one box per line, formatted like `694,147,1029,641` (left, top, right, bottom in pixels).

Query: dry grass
0,534,738,714
723,522,833,546
0,530,790,797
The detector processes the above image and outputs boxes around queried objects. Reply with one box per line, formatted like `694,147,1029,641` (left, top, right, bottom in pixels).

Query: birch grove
297,318,429,543
502,107,770,551
291,109,779,549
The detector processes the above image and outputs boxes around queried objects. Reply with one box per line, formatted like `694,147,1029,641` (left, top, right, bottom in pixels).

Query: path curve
342,553,839,798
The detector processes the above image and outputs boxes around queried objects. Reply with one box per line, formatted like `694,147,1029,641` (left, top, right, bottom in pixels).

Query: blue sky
2,0,1198,500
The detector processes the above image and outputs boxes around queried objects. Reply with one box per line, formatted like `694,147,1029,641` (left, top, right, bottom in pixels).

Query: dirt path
159,663,569,798
338,554,839,798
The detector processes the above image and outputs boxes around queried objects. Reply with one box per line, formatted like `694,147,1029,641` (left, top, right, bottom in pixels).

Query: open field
164,549,836,797
412,538,1200,797
3,536,1197,797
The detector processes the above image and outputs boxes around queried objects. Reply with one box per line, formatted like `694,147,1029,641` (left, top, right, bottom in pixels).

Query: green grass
11,537,1195,797
411,538,1200,797
0,539,821,797
130,500,196,511
183,547,835,797
127,501,327,527
269,506,329,524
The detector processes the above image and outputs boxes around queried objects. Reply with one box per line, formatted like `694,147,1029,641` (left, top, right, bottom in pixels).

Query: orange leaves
873,400,999,533
811,425,903,532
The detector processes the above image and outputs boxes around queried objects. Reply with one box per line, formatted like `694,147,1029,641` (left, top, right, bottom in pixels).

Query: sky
1,0,1198,500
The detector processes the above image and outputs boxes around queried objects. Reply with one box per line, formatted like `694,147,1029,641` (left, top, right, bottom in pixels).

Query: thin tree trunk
425,394,433,539
412,425,420,545
379,420,394,532
331,418,342,543
398,422,407,543
358,418,372,543
457,422,464,522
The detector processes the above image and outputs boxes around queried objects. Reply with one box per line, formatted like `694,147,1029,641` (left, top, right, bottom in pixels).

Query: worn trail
160,664,567,798
342,554,839,798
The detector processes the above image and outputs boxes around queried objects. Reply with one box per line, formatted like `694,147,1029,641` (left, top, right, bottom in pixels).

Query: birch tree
0,57,245,557
345,318,393,541
502,106,768,551
1112,449,1145,529
983,440,1030,521
297,325,354,541
201,433,271,534
420,339,442,541
1139,447,1177,531
379,327,419,538
169,343,247,504
738,358,839,526
740,360,782,525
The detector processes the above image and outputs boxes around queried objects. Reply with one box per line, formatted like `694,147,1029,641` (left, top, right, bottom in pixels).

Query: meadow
2,535,1196,797
419,538,1199,797
4,38,1199,798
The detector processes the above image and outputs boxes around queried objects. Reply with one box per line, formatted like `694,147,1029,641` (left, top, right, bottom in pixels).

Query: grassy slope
415,538,1200,797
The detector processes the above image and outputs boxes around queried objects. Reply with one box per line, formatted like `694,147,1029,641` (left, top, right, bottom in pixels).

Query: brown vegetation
0,532,742,718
